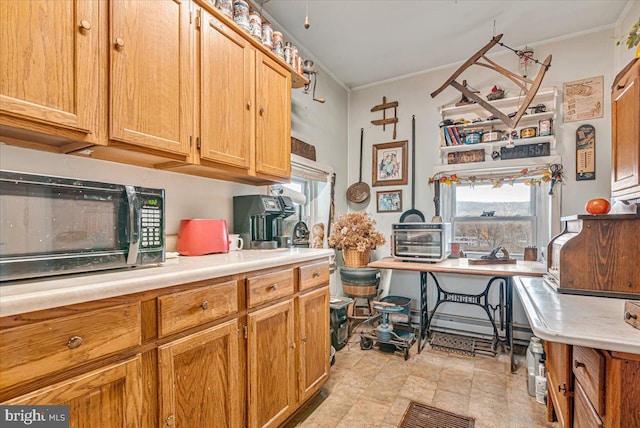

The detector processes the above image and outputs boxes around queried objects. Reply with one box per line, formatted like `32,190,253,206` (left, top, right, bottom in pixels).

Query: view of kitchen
0,1,639,427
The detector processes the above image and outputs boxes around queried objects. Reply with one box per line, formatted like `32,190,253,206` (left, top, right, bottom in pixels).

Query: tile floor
285,339,557,428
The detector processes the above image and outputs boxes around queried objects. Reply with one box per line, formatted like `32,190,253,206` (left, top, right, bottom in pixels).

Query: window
448,180,542,256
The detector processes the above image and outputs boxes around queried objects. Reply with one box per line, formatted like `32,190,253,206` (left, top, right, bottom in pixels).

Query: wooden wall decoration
431,34,552,130
371,97,398,139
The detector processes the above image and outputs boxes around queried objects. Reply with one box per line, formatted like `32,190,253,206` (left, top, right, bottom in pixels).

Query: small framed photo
372,141,408,187
376,190,403,213
539,118,553,136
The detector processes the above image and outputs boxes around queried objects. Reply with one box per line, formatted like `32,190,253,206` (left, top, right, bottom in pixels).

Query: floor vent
399,401,475,428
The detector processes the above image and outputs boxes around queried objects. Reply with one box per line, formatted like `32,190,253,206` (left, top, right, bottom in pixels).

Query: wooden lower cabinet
545,340,640,428
4,356,142,428
297,287,330,403
247,299,297,428
158,319,241,427
545,341,573,428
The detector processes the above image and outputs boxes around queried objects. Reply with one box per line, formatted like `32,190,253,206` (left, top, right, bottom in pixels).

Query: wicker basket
342,249,371,267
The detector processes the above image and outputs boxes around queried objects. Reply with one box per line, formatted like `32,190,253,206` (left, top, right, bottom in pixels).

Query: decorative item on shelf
455,80,479,106
376,190,403,213
519,127,537,138
429,164,564,190
291,137,316,161
272,31,284,59
284,41,292,65
487,85,505,101
372,140,408,186
261,20,273,48
615,17,640,53
217,0,234,18
328,211,386,267
297,55,304,74
232,0,250,32
528,103,547,113
248,9,262,40
465,131,482,144
291,45,299,69
576,124,596,181
447,149,485,165
491,150,501,160
482,129,502,143
370,96,399,139
431,33,552,129
302,60,326,103
539,118,553,136
501,142,550,160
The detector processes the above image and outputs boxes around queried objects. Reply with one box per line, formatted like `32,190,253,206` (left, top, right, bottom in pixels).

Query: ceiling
263,0,630,89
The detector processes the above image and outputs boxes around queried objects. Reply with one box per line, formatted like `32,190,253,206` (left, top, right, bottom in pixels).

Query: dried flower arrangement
328,211,386,252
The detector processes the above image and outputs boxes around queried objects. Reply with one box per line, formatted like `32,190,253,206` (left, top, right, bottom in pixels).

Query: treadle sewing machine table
368,258,546,372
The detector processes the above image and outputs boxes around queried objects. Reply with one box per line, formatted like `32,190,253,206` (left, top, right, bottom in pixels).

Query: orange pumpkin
585,198,611,215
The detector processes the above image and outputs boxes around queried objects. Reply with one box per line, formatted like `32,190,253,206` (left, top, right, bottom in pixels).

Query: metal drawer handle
67,336,83,349
269,283,278,291
259,107,265,116
165,415,175,426
115,37,125,49
312,271,320,278
79,20,92,31
625,311,638,320
290,342,296,349
246,100,251,109
616,84,625,90
574,360,585,369
201,301,209,310
558,384,567,394
302,336,307,342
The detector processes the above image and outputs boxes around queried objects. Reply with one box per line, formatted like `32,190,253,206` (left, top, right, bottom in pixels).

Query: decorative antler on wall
431,34,552,129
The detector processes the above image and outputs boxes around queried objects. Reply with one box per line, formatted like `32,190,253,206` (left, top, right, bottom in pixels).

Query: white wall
344,28,619,339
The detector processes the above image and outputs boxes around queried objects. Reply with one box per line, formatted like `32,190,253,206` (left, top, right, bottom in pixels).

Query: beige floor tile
288,344,555,428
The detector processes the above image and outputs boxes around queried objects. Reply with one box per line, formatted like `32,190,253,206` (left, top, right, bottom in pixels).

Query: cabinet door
545,341,573,428
611,61,640,200
3,356,142,428
199,10,253,169
110,0,190,156
158,319,241,428
255,52,291,179
0,0,98,133
297,287,330,403
247,299,296,428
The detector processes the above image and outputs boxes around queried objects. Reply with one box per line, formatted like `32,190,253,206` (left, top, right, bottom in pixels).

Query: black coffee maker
233,195,296,249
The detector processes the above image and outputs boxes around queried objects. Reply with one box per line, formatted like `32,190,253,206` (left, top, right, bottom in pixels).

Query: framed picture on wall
372,140,408,187
376,190,403,213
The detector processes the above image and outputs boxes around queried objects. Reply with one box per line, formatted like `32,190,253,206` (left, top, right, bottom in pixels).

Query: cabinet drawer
247,269,294,308
158,280,238,337
573,346,605,416
0,303,141,390
299,260,330,291
574,380,603,428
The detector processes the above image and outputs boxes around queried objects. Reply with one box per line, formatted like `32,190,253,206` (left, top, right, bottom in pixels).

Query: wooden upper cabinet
3,356,143,428
199,10,253,169
0,0,99,134
611,59,640,201
110,0,191,156
255,52,291,179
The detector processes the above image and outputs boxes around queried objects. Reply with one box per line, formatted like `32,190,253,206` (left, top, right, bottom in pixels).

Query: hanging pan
346,128,370,203
400,115,426,222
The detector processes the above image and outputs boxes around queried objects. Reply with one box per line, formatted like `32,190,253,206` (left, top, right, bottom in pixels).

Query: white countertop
0,249,334,317
515,276,640,354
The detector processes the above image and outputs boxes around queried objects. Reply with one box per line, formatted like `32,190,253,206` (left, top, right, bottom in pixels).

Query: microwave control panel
141,197,163,249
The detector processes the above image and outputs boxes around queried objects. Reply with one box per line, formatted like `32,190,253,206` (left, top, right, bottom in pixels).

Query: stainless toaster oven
391,223,451,262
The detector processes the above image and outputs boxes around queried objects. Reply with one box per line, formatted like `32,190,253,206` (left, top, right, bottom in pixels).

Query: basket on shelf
342,249,371,267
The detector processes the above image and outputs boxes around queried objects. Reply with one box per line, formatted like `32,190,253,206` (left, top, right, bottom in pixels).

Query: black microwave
0,170,165,281
391,223,451,262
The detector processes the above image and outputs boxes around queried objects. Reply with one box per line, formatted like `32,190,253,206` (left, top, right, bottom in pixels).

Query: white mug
229,234,244,251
